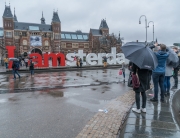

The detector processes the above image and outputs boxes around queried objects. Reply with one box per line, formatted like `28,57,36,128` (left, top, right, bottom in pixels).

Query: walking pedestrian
172,47,180,89
122,62,125,82
12,61,21,79
132,63,150,113
127,61,133,87
4,57,9,69
150,43,169,103
164,64,173,96
29,61,34,77
25,57,29,68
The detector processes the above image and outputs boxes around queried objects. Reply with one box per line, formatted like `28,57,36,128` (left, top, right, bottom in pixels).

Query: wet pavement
0,69,131,138
120,88,180,138
0,69,127,92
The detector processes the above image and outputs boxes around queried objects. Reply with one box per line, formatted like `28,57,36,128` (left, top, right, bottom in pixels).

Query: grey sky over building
0,0,179,45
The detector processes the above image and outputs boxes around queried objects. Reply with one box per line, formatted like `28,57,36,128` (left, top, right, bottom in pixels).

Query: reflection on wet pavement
0,69,128,93
120,89,180,138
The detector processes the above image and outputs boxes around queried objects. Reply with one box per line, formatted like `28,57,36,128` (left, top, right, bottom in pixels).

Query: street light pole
147,21,154,44
139,15,147,44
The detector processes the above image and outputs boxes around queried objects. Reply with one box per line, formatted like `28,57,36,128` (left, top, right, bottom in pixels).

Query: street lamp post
139,15,148,43
147,21,154,44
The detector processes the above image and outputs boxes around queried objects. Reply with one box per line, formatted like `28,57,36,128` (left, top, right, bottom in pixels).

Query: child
29,61,34,77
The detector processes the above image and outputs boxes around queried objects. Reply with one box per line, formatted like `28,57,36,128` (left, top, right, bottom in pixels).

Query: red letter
29,53,42,68
6,46,16,69
43,53,65,67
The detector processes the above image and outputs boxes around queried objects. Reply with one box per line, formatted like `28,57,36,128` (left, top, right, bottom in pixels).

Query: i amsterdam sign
6,46,125,68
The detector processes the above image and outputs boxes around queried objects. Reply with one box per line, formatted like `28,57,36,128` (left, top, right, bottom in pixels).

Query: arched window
45,40,49,46
23,40,27,45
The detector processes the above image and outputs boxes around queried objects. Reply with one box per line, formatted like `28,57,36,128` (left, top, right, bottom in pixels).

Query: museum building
0,4,121,58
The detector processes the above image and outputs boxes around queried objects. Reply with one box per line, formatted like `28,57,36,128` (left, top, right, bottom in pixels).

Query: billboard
30,36,42,46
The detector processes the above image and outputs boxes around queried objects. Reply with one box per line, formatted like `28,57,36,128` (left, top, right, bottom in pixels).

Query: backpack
14,62,20,70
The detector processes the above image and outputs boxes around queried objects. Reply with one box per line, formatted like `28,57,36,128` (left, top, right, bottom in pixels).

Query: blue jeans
13,70,20,79
30,70,34,76
164,76,171,93
5,63,8,69
123,71,125,79
152,72,165,100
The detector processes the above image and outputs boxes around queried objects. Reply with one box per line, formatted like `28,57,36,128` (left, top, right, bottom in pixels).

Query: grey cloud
0,0,179,45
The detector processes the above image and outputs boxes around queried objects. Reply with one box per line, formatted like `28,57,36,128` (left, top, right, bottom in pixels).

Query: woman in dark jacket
132,63,150,113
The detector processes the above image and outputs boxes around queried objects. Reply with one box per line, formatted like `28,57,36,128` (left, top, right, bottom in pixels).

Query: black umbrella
121,42,158,70
166,47,179,68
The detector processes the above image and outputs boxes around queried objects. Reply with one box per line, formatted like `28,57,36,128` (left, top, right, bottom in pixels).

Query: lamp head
139,21,141,24
147,26,149,28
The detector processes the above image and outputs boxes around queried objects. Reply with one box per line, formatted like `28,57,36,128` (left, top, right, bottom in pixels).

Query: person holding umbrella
12,60,21,79
149,43,169,102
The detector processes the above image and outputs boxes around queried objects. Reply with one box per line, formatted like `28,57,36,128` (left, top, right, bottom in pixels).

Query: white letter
66,53,76,66
116,53,125,64
107,47,116,65
86,53,98,65
97,53,106,65
77,50,86,66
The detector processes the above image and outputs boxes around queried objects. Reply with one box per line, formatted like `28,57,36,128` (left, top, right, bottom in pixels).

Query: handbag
132,72,140,88
119,69,122,75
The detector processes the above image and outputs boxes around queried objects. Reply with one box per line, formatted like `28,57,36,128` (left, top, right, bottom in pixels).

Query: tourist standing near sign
103,56,108,68
29,61,34,77
132,63,150,113
25,57,29,68
4,57,8,69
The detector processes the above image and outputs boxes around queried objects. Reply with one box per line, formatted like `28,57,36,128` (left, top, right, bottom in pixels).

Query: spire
52,10,60,23
99,19,109,29
156,38,158,43
14,7,18,22
117,31,122,44
3,4,13,18
41,11,45,24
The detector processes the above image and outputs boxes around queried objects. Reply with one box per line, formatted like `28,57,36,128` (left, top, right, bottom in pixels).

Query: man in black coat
172,47,180,89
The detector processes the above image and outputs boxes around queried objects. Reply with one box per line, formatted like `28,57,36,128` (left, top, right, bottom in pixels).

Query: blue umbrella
121,42,158,70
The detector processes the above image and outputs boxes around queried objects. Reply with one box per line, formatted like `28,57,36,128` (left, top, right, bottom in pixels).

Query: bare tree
92,33,123,53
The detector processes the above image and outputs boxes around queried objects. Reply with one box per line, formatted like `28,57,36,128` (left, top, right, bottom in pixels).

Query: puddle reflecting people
172,47,180,89
12,61,21,79
164,64,173,96
29,61,34,77
132,63,150,113
150,44,169,103
4,57,8,69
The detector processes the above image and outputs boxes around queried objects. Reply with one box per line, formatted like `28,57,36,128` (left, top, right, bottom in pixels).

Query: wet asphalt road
0,69,131,138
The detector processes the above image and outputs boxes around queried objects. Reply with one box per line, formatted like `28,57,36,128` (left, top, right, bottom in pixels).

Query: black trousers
173,68,179,87
135,92,146,109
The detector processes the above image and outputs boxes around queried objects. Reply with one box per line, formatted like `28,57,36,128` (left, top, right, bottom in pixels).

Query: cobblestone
76,90,135,138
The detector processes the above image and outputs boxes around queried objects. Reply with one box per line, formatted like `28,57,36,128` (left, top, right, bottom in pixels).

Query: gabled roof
99,19,109,29
3,6,13,18
90,29,102,36
14,22,52,32
52,12,60,23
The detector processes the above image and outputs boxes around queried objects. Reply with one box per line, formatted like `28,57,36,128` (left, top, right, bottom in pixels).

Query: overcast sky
0,0,179,45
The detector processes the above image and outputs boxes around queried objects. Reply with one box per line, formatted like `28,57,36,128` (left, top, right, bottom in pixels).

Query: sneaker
132,108,141,113
141,108,146,113
150,98,158,102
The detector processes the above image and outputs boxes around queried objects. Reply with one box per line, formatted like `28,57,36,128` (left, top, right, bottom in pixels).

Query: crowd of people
129,43,180,114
